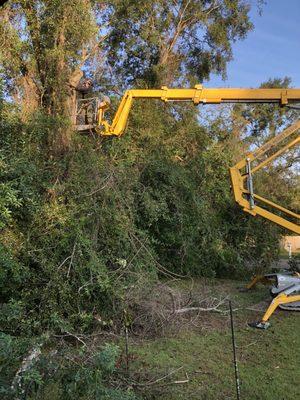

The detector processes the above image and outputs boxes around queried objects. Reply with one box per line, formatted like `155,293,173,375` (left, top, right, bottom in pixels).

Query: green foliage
94,343,120,373
0,106,158,336
0,94,283,339
0,332,34,398
0,337,138,400
107,0,253,85
0,179,21,229
124,101,281,278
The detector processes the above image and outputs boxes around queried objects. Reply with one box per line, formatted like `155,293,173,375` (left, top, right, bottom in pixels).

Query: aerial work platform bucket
75,97,101,132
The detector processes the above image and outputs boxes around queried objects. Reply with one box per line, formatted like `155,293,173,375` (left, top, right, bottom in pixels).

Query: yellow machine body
96,85,300,137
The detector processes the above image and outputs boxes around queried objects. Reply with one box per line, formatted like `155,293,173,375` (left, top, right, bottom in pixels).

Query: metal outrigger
245,272,300,329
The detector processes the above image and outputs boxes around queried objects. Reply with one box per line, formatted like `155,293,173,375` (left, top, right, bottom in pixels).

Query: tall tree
0,0,108,150
107,0,253,87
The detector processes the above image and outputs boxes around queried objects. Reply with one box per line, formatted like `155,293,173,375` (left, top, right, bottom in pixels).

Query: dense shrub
0,335,138,400
0,98,282,337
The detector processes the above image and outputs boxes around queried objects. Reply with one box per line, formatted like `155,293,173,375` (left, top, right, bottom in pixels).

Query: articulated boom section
95,85,300,137
230,119,300,234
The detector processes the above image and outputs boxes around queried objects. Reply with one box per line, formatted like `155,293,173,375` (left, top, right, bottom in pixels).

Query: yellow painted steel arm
261,293,300,323
230,119,300,234
95,85,300,137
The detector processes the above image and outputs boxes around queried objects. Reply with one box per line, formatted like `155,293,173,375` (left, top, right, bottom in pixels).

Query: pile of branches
126,280,230,337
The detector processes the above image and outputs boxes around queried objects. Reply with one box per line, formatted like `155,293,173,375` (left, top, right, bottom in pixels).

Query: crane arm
96,84,300,137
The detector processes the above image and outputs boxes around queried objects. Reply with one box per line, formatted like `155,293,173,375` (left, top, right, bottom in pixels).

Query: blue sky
205,0,300,88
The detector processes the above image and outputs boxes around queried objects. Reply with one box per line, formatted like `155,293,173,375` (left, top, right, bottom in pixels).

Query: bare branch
133,366,184,387
67,242,77,278
174,296,229,314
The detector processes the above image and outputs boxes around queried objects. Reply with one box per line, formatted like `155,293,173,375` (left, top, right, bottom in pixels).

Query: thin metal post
229,300,241,400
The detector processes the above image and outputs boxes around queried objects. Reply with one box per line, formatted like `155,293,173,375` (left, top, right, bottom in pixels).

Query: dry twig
133,366,184,387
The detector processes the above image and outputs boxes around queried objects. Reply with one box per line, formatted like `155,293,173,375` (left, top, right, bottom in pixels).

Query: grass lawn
127,279,300,400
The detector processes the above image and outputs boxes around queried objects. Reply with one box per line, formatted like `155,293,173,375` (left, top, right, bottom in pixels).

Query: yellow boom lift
76,85,300,328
